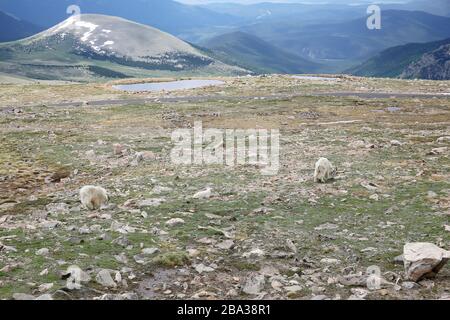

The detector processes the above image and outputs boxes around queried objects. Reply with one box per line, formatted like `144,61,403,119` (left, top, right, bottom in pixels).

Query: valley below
0,75,449,300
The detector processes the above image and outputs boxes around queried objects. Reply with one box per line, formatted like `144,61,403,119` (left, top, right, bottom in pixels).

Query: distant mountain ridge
239,10,450,71
348,38,450,78
202,31,321,74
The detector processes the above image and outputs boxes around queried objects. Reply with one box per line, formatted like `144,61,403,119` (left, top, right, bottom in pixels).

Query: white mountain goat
79,186,108,210
314,157,337,183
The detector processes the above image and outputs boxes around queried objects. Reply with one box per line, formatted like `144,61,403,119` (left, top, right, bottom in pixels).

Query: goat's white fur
79,185,108,210
314,157,337,183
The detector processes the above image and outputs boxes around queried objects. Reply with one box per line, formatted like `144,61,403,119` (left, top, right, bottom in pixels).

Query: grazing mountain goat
79,186,108,210
314,157,337,183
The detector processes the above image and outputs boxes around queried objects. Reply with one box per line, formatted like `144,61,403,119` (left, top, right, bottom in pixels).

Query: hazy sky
177,0,407,4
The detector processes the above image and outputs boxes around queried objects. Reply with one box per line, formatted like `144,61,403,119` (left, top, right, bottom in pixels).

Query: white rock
13,293,36,300
195,263,215,274
390,140,402,146
65,265,91,290
314,223,338,231
320,258,340,264
35,294,53,300
142,247,159,255
138,198,165,207
165,218,185,227
36,248,49,256
286,239,297,253
369,194,379,201
243,248,265,258
216,240,235,250
428,147,447,155
403,242,450,282
350,288,369,299
38,283,54,292
436,136,450,143
284,285,302,293
242,274,265,295
96,269,117,288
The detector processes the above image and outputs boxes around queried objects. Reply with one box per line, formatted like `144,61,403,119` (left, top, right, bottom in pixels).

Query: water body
292,75,338,81
113,79,224,92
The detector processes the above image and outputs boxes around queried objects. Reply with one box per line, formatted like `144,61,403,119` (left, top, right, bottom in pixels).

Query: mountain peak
45,14,200,58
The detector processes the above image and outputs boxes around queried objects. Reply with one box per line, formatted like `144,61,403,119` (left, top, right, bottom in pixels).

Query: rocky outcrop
403,243,450,282
401,44,450,80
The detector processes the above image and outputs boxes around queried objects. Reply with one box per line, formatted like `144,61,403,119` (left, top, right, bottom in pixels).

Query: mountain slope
240,10,450,71
401,43,450,80
0,0,238,36
348,38,450,78
0,10,42,42
202,31,321,74
0,14,244,81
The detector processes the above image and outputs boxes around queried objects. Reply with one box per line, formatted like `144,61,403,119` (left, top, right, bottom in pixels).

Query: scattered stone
40,220,60,229
38,283,54,292
114,253,129,264
96,269,117,288
242,274,265,295
195,263,215,274
390,140,402,146
79,225,91,234
314,223,338,231
350,288,369,299
348,140,366,149
36,248,49,256
131,152,145,166
138,198,165,207
284,285,302,294
39,269,49,276
216,240,235,250
46,202,70,215
63,266,91,290
243,248,265,258
152,186,173,194
13,293,36,300
403,242,450,282
187,248,200,257
338,273,367,286
320,258,340,265
286,239,297,253
142,247,160,255
95,292,138,300
113,143,126,156
436,136,450,143
133,254,147,265
112,236,131,248
165,218,185,227
427,147,447,155
361,181,378,192
401,281,420,290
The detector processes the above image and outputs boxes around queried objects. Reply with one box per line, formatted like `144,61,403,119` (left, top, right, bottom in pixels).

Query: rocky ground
0,75,449,300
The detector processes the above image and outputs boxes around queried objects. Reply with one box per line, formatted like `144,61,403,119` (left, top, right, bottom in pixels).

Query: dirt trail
28,92,450,109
